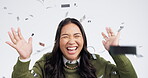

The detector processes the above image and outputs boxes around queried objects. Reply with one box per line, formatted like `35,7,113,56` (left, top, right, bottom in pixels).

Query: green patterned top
12,53,137,78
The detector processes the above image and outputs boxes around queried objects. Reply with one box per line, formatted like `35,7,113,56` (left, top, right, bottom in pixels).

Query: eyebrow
74,33,82,35
61,34,69,36
61,33,82,36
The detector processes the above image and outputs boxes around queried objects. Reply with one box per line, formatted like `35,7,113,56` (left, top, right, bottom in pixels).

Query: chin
67,55,78,60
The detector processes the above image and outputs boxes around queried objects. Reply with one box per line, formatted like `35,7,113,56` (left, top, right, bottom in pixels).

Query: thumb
116,32,120,38
28,37,32,45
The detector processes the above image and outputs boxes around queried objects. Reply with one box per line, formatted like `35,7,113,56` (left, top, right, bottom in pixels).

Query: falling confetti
118,26,124,32
46,6,52,9
80,19,82,22
74,3,76,6
88,20,91,23
25,18,29,20
118,22,124,32
121,22,125,24
74,3,78,7
80,15,86,22
3,7,7,9
31,33,34,36
65,11,69,17
29,15,34,17
8,13,13,15
39,42,45,47
36,46,52,53
2,76,6,78
61,4,70,8
16,16,19,21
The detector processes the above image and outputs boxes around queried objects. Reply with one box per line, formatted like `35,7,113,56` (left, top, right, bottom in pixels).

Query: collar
63,56,80,65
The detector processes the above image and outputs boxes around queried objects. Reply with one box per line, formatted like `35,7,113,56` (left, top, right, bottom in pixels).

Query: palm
102,27,120,51
6,28,32,59
15,39,32,59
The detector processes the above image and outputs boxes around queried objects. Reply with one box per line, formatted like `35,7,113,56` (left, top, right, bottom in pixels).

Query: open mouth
66,47,78,54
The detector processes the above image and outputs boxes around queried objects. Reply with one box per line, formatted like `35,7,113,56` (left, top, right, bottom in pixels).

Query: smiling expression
60,23,84,61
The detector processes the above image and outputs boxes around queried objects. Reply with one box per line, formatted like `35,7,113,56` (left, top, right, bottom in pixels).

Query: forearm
12,58,33,78
111,55,137,78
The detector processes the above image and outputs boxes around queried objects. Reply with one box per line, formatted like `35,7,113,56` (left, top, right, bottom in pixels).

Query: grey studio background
0,0,148,78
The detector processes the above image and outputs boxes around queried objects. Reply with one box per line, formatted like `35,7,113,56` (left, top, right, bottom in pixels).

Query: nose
68,38,75,45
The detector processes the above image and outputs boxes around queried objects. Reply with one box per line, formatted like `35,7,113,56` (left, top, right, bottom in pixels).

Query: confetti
65,11,69,17
36,46,51,53
88,20,91,23
2,76,6,78
8,13,13,14
46,7,52,9
74,3,77,7
80,15,86,22
61,4,70,8
29,15,34,17
121,22,125,24
118,22,125,32
31,33,34,36
17,16,19,21
25,18,28,20
3,7,7,9
39,42,45,47
118,26,124,32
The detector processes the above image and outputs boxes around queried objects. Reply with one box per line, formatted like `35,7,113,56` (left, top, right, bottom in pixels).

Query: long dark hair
44,18,97,78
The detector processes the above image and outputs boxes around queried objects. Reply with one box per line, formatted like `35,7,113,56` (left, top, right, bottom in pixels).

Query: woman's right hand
6,27,32,60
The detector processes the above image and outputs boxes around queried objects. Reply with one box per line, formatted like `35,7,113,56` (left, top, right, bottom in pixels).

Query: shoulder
90,54,110,66
90,54,105,61
35,52,53,64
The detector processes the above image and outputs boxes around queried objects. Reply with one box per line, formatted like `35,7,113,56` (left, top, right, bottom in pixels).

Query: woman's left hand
101,27,120,51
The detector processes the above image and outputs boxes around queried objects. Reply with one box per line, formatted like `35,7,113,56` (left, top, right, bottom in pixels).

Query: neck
63,56,80,65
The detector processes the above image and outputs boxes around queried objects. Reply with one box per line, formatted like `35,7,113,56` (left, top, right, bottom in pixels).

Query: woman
6,18,137,78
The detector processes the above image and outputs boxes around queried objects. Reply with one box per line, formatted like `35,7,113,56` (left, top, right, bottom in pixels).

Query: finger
101,32,108,40
11,28,20,41
5,41,16,49
102,40,106,46
17,27,24,40
28,37,32,45
106,27,111,37
109,27,115,36
8,31,16,44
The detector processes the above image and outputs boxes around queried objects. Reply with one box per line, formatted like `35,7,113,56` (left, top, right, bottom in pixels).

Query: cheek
76,39,84,49
60,39,68,48
78,39,84,45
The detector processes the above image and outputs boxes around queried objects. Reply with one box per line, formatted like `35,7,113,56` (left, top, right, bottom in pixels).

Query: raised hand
6,27,32,59
101,27,120,51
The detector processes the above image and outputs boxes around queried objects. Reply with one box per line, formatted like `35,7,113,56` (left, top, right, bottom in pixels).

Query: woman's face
60,23,84,61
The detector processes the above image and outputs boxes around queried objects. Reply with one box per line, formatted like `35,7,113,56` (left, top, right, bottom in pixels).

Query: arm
101,27,137,78
94,54,137,78
12,57,45,78
5,28,38,77
108,55,137,78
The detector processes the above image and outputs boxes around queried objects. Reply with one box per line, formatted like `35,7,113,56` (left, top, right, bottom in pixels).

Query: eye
61,35,69,39
75,35,81,38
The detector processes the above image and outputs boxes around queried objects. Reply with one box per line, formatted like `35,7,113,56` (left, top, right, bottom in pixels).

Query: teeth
67,47,77,50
